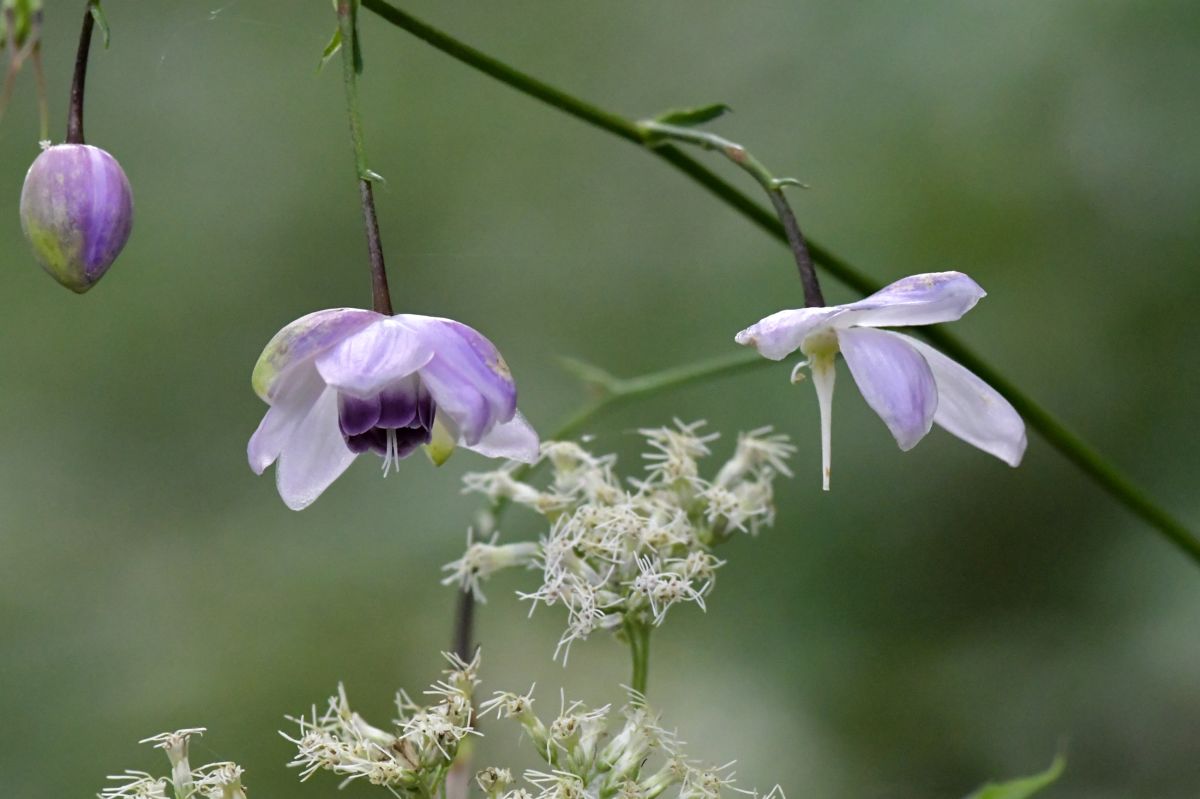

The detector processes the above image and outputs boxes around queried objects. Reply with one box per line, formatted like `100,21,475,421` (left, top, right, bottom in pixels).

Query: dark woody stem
767,188,825,307
336,1,394,315
66,3,95,144
638,120,825,307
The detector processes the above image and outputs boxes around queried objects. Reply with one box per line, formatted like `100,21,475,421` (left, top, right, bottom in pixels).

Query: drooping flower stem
625,618,652,697
336,0,394,316
360,0,1200,567
638,120,825,307
66,2,96,144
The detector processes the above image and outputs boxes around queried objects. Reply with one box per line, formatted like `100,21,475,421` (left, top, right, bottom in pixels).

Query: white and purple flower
248,309,539,510
735,271,1026,489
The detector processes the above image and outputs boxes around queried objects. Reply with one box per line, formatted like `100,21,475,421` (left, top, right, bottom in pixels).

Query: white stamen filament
382,429,402,477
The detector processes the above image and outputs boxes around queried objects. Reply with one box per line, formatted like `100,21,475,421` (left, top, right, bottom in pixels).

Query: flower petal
275,387,357,510
464,411,540,463
734,307,846,360
419,361,491,445
838,327,937,451
407,316,518,422
315,318,435,399
247,366,324,474
376,376,421,428
252,308,380,402
338,393,382,437
839,271,986,329
885,332,1027,466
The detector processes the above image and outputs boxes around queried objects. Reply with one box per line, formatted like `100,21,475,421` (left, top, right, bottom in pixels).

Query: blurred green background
2,1,1198,797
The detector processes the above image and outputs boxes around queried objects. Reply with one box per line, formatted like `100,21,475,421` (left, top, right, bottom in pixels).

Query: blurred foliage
1,2,1198,798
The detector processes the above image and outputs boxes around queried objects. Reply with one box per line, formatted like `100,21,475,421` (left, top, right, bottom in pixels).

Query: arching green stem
360,0,1200,566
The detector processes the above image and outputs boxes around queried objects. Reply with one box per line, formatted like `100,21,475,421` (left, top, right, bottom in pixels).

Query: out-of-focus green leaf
653,103,732,127
965,756,1065,799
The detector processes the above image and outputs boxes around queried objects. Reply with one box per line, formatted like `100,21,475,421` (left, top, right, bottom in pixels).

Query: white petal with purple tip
465,411,540,463
276,387,358,511
886,332,1027,466
315,318,434,398
838,327,937,451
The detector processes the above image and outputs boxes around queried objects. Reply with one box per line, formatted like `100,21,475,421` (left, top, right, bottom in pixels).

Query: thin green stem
361,0,1199,566
337,0,394,315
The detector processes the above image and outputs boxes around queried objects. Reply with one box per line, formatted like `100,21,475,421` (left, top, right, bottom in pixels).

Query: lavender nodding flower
735,271,1026,490
248,309,539,510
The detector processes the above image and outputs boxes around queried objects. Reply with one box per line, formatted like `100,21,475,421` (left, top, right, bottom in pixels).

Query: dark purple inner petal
377,383,418,428
346,428,388,454
338,393,382,437
340,377,439,461
392,425,433,458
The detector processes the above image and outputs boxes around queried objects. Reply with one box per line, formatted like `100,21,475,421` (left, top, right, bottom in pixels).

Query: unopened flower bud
19,143,133,293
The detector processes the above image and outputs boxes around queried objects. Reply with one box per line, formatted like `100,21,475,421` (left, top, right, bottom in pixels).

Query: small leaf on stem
89,1,110,49
653,102,732,127
318,27,342,72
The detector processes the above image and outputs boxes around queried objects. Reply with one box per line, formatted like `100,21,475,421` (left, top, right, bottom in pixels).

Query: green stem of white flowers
362,0,1200,568
624,618,652,697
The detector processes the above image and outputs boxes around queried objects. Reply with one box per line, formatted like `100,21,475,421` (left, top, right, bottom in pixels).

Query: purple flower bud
19,143,134,293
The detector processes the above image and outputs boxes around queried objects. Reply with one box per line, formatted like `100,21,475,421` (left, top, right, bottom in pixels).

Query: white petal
838,327,937,451
808,354,836,491
735,307,846,360
885,332,1027,466
275,387,358,510
839,271,986,329
464,411,540,463
315,318,434,398
247,366,324,474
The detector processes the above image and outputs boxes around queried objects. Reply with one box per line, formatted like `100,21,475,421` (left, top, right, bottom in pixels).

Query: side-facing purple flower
735,271,1026,489
248,309,539,510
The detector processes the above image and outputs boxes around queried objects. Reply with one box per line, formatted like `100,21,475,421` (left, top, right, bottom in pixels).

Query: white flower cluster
282,652,480,797
446,422,794,660
477,687,784,799
99,729,247,799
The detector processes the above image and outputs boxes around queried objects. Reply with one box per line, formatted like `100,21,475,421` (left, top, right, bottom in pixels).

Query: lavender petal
838,327,937,451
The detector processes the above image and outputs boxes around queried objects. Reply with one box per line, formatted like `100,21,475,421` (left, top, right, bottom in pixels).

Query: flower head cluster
282,652,481,797
478,686,783,799
98,728,247,799
445,422,794,661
